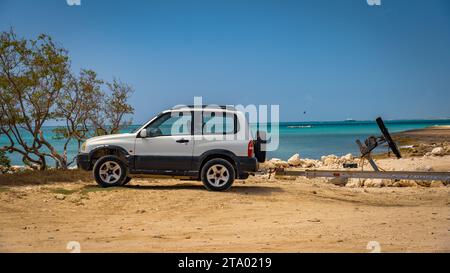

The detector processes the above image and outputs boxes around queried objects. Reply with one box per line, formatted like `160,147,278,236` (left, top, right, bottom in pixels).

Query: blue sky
1,0,450,123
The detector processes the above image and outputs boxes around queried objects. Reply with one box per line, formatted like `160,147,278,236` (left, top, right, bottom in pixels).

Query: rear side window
202,112,237,135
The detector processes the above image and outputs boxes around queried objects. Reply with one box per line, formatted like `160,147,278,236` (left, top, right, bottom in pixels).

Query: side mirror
139,129,147,138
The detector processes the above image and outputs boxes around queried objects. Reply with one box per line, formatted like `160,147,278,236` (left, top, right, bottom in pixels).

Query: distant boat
344,118,357,122
287,125,312,128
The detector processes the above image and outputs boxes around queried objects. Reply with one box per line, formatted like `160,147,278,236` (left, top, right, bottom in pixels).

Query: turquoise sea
2,119,450,166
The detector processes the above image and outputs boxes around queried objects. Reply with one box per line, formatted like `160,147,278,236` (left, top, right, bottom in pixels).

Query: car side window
202,112,236,135
146,112,192,136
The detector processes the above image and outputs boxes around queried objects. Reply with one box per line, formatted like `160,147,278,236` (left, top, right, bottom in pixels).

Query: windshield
131,113,164,134
131,125,143,134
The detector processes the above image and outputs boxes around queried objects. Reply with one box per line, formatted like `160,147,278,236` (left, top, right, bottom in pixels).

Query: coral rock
287,154,302,166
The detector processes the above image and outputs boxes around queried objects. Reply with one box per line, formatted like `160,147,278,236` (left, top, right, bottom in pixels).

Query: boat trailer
275,169,450,182
274,117,450,183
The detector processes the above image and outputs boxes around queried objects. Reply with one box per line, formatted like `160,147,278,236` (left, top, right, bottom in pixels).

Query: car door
134,111,194,173
192,110,242,157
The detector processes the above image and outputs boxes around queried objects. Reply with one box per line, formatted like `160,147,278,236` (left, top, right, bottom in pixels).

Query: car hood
87,133,135,144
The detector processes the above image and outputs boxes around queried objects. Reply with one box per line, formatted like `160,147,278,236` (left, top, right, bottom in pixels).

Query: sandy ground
1,169,449,253
1,126,449,253
393,126,450,145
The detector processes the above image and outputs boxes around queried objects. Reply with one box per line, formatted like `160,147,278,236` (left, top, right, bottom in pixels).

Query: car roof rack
171,105,237,110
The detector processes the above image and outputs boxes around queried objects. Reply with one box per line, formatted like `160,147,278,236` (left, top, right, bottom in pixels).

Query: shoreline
3,122,450,166
393,125,450,144
3,126,450,171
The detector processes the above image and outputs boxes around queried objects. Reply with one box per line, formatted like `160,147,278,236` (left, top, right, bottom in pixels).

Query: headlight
80,142,87,152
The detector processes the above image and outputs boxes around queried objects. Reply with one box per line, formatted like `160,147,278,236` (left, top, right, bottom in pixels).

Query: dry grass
0,169,92,186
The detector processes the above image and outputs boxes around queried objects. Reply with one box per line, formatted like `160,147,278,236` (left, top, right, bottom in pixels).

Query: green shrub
0,150,11,174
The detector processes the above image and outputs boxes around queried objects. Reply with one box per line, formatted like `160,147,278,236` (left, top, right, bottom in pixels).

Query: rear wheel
201,158,235,191
93,155,128,187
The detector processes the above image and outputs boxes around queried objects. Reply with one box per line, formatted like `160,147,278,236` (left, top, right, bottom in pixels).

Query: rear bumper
237,156,258,174
77,153,91,171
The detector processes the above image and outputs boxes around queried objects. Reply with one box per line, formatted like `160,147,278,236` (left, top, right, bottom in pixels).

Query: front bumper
77,153,91,171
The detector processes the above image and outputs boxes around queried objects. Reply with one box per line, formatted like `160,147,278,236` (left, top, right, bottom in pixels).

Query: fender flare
197,149,241,173
88,145,130,159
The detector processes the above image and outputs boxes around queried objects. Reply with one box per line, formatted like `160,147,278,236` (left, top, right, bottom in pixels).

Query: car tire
201,158,235,191
122,176,132,186
93,155,128,187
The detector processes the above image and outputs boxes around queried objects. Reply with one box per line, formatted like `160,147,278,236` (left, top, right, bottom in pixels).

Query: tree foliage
0,29,134,170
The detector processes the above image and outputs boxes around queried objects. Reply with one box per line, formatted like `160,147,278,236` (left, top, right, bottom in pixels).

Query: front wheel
93,155,128,187
122,176,132,186
201,158,235,191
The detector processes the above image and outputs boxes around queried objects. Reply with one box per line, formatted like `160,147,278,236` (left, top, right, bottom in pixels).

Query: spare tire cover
254,131,266,163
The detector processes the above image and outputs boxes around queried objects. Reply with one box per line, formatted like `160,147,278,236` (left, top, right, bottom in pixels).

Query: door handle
176,139,189,143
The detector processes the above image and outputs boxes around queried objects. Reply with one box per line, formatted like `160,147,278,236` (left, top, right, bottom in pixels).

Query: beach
0,170,449,253
0,126,449,253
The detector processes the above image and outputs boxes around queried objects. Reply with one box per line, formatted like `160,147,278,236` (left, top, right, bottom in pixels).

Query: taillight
248,140,254,158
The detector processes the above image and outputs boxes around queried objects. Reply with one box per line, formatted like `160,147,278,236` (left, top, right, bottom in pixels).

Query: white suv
77,105,265,191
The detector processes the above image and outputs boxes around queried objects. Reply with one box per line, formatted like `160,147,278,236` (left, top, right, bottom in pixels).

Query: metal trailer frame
275,169,450,182
274,117,450,183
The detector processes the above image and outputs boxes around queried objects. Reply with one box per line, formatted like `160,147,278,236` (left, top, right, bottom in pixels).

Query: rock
270,159,290,168
54,194,66,200
430,181,445,188
398,180,419,187
287,154,302,167
323,157,336,166
413,165,433,172
67,195,82,203
259,158,290,169
363,179,384,188
329,177,348,186
345,179,363,188
303,159,318,168
343,153,353,160
340,153,354,163
383,179,396,187
431,147,444,156
416,180,431,187
321,155,338,166
259,161,276,170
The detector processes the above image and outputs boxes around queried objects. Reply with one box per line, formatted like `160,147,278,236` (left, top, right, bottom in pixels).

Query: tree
0,110,11,173
90,78,134,135
53,71,134,166
0,29,70,170
52,69,103,166
0,29,134,170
